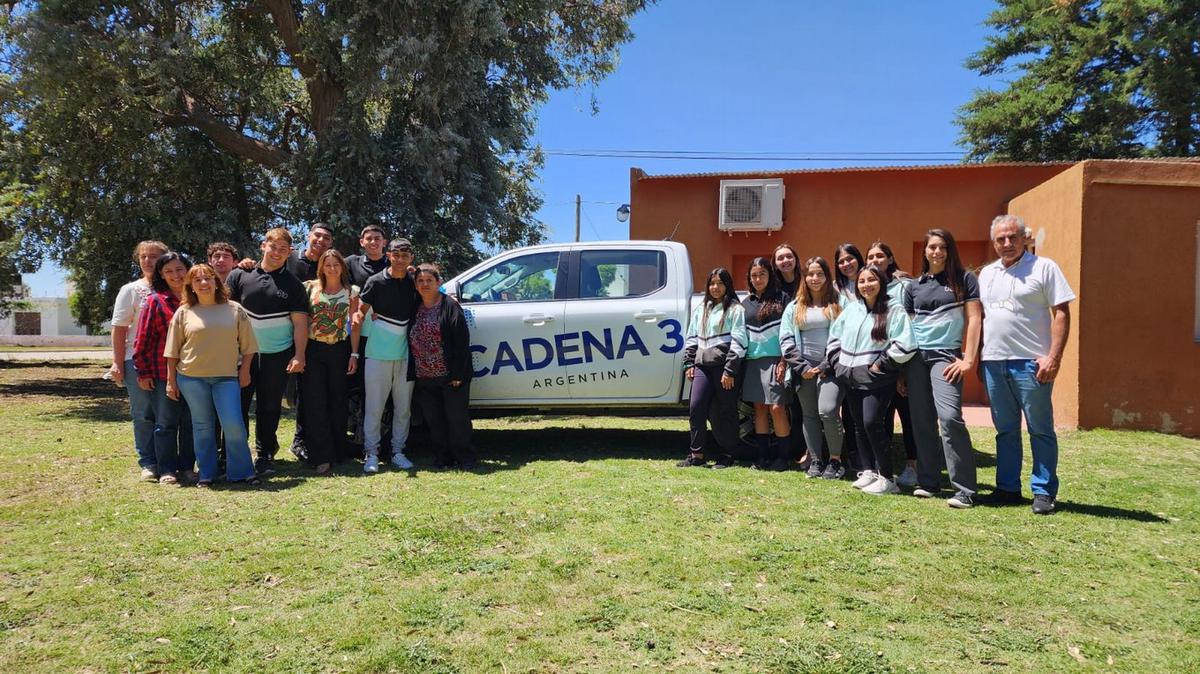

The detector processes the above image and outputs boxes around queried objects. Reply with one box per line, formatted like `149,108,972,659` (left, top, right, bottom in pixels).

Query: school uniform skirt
742,357,792,405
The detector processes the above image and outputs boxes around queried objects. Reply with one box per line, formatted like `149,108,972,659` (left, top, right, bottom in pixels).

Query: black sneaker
806,460,826,478
947,491,974,509
1031,494,1056,515
820,459,845,480
769,456,790,472
254,456,276,476
988,489,1023,505
712,455,736,469
676,453,707,468
290,440,308,462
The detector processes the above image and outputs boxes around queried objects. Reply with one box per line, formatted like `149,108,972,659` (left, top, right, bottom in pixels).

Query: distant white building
0,283,108,345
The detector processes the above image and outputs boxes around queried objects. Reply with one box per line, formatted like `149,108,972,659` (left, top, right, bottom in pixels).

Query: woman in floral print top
302,249,362,474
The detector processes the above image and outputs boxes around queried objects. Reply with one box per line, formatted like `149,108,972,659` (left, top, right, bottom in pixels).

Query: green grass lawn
1,362,1197,673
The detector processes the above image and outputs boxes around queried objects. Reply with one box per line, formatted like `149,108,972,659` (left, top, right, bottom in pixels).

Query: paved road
0,350,110,361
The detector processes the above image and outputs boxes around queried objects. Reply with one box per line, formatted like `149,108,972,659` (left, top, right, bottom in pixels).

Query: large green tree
957,0,1200,162
0,0,647,327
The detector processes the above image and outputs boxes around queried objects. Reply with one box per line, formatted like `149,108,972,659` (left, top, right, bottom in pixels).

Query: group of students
679,217,1075,514
110,224,476,488
112,216,1072,514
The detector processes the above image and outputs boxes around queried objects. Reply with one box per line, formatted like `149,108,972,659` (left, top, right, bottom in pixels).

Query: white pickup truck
440,240,695,410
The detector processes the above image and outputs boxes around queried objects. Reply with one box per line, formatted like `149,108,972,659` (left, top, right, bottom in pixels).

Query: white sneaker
896,465,918,488
912,487,936,498
390,452,414,470
863,476,900,495
852,470,879,489
363,454,380,474
140,468,158,482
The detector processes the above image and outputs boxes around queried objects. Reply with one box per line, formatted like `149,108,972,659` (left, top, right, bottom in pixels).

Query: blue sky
24,0,1002,295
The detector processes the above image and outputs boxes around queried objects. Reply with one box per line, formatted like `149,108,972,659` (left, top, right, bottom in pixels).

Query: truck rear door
561,245,688,402
457,249,568,403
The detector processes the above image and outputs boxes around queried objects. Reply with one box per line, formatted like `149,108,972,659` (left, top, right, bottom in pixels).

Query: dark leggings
886,393,917,462
688,364,740,455
841,399,863,470
845,386,896,479
788,394,808,461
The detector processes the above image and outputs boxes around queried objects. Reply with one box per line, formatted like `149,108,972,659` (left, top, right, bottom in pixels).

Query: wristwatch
350,353,360,359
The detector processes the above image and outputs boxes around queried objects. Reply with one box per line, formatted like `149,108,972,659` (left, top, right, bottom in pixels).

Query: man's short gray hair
991,214,1032,238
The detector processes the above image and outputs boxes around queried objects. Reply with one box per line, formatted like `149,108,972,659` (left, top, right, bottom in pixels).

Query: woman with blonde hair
302,249,361,474
779,257,847,480
165,264,259,486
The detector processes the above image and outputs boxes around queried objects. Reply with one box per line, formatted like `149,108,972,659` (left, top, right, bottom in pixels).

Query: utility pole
575,194,581,242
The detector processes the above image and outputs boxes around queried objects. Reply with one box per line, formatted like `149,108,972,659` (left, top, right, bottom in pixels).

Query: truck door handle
633,310,667,321
522,314,555,325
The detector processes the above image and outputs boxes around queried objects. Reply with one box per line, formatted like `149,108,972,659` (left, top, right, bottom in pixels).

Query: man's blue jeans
177,374,255,482
123,358,156,469
982,359,1059,498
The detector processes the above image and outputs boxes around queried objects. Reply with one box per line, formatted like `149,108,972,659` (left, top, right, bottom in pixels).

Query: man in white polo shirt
979,215,1076,515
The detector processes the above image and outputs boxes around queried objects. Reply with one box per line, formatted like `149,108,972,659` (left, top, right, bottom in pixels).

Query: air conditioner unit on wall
718,178,785,233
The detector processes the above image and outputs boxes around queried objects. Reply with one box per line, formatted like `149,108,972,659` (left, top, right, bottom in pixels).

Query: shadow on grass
0,360,101,370
1057,501,1169,523
405,425,683,475
977,494,1169,523
0,370,128,423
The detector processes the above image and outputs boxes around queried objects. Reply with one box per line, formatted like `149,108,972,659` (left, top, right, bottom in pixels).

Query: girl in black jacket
408,264,476,469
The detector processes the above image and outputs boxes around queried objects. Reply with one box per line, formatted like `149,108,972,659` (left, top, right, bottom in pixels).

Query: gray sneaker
947,492,974,509
806,460,825,478
390,452,414,470
1031,494,1056,515
820,459,845,480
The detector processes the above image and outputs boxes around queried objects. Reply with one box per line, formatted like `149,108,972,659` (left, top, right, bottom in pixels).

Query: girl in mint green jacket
826,265,916,496
678,268,747,468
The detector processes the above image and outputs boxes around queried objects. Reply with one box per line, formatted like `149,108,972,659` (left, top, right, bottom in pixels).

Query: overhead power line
513,147,965,161
539,148,964,161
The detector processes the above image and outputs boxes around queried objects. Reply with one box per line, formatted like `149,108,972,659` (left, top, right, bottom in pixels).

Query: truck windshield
460,251,560,303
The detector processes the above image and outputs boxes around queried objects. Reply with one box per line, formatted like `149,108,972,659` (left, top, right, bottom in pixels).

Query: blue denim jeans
982,359,1059,497
123,358,156,469
177,374,255,482
150,379,194,475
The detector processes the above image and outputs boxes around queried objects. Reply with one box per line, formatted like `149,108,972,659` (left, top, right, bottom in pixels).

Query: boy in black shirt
226,227,309,474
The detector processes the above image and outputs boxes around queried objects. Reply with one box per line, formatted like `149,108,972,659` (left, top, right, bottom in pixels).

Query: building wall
1074,160,1200,435
1007,163,1086,429
629,164,1073,291
0,298,90,337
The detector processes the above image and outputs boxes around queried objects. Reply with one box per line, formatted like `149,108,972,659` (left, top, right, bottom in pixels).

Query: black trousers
688,364,740,455
302,340,350,466
845,386,896,479
787,393,808,461
414,377,475,467
842,399,864,470
240,347,293,460
886,393,917,462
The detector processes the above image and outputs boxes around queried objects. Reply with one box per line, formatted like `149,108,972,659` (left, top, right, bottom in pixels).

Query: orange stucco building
627,159,1200,436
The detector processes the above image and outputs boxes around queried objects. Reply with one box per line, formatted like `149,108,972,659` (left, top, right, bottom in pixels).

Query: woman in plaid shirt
133,252,194,486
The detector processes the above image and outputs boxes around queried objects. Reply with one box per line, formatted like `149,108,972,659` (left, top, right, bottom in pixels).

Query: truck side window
460,252,559,303
578,250,667,299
